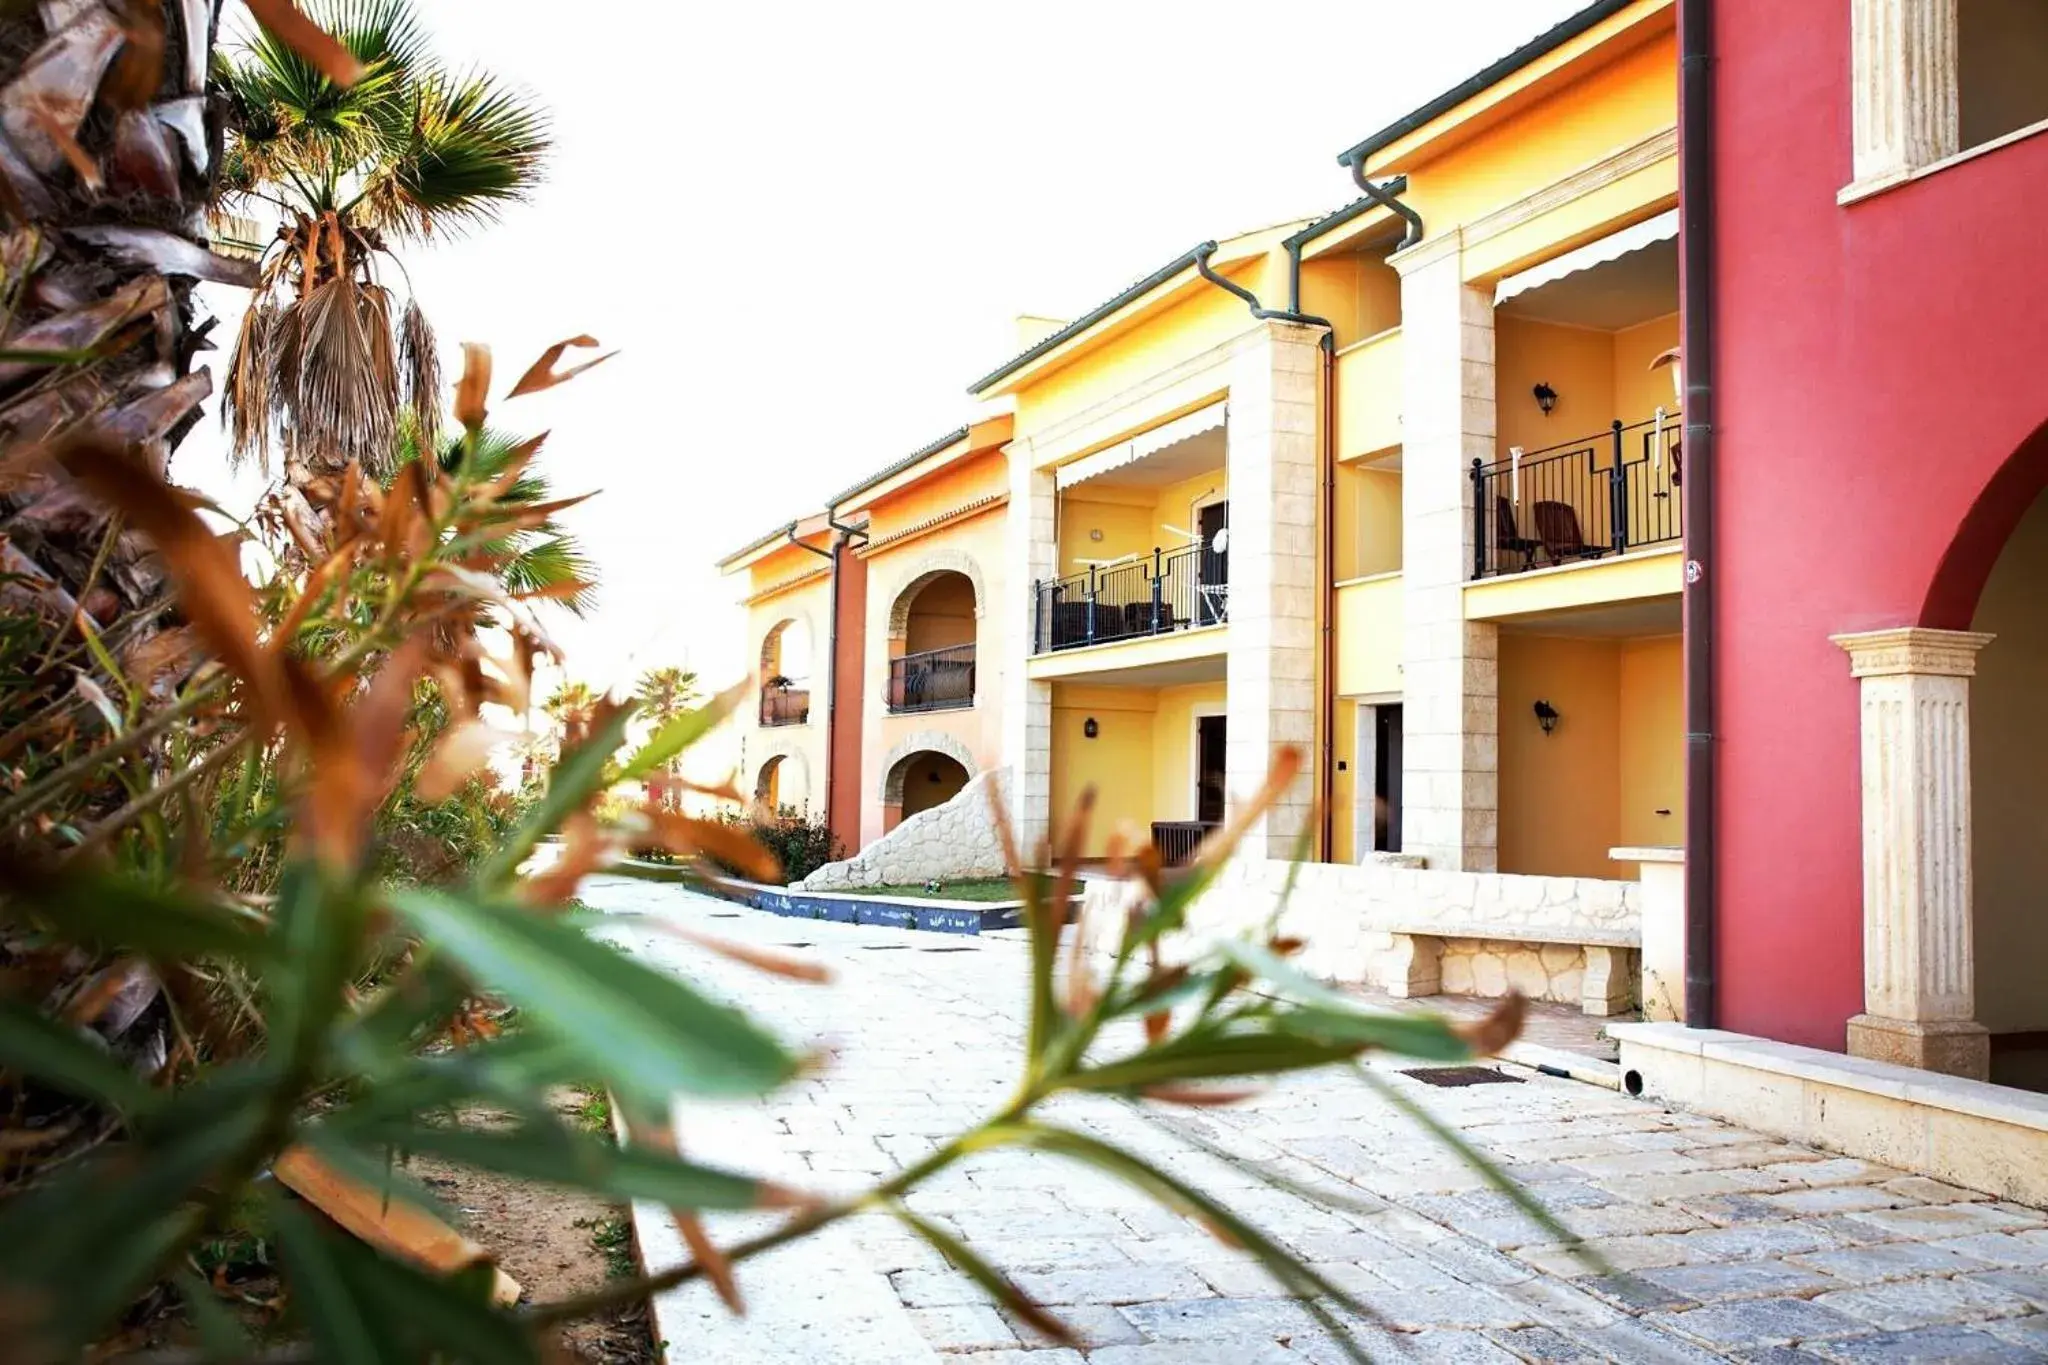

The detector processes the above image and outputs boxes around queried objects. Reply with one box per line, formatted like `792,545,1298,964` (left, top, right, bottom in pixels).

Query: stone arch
757,605,817,682
877,730,978,805
884,549,987,638
1922,414,2048,629
752,744,811,812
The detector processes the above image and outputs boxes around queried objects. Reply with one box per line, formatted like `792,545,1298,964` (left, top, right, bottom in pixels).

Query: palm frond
397,296,441,457
288,275,401,475
223,299,280,473
367,71,550,240
501,533,596,617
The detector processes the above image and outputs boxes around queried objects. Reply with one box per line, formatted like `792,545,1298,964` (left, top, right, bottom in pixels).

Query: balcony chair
1533,501,1608,564
1494,496,1543,572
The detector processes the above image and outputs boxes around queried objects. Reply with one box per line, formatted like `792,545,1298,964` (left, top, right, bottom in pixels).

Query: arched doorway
888,569,979,713
755,754,785,812
1969,482,2048,1092
883,750,970,830
758,617,812,726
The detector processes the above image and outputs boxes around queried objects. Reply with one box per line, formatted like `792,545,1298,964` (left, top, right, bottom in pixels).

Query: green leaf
1,866,272,963
0,996,154,1113
476,700,635,888
1211,940,1476,1062
890,1203,1076,1347
327,1117,773,1211
1066,1028,1368,1094
616,686,738,784
387,886,798,1105
271,1191,543,1364
174,1267,255,1363
1001,1121,1379,1364
1350,1063,1593,1266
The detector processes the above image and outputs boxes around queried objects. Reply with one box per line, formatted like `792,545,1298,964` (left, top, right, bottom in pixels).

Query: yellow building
717,0,1685,1014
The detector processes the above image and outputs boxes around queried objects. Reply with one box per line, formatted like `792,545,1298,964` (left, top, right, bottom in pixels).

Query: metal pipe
1344,157,1423,250
1680,0,1718,1029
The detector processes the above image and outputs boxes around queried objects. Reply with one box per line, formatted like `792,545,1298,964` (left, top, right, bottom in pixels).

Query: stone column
1001,451,1055,851
1394,229,1499,872
1833,627,1993,1080
1849,0,1958,189
1223,321,1323,860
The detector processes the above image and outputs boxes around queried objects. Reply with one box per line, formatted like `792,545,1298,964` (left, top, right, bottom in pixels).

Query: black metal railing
1471,413,1682,579
1030,541,1228,654
1151,820,1218,868
759,687,810,726
887,643,976,713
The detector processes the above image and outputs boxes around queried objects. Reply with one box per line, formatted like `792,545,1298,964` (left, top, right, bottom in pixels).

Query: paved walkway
583,875,2048,1363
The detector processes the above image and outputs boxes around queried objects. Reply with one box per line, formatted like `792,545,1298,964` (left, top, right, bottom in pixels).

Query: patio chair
1495,497,1542,572
1533,500,1608,563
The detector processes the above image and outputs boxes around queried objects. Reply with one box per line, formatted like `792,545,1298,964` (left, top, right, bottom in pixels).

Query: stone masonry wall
797,767,1009,891
1079,857,1641,1006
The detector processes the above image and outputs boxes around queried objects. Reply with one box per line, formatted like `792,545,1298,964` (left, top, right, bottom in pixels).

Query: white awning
1494,209,1680,307
1054,400,1228,492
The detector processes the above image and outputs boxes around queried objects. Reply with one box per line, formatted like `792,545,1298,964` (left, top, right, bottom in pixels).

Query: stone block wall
797,768,1009,891
1078,857,1641,1007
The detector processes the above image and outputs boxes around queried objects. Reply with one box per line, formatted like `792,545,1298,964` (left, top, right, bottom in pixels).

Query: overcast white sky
184,0,1582,697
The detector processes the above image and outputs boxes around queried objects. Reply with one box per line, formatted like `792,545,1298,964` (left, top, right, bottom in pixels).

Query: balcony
759,685,810,727
1031,542,1226,655
1472,415,1682,580
887,644,976,714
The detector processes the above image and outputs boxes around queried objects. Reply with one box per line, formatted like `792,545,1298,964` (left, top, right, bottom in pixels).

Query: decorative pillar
1833,627,1993,1080
1393,229,1499,872
1223,320,1323,860
1001,451,1055,852
1849,0,1959,190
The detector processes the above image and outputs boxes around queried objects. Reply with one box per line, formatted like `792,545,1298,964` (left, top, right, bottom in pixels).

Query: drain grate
779,942,814,950
1400,1066,1523,1088
708,912,742,919
859,944,909,951
918,945,977,953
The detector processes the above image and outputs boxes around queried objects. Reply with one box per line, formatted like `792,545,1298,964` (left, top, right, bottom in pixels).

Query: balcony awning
1494,209,1680,307
1054,400,1228,492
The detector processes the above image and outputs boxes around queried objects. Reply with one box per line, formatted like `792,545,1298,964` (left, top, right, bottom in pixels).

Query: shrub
744,805,842,884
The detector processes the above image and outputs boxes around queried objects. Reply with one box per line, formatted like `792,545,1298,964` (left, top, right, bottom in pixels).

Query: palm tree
403,423,598,615
215,0,549,480
635,665,700,808
542,679,598,746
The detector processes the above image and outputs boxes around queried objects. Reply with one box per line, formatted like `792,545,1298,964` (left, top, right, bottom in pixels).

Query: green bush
743,806,842,884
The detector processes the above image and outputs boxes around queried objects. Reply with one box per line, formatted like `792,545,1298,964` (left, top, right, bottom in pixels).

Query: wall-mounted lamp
1532,382,1558,417
1083,717,1099,739
1533,700,1560,736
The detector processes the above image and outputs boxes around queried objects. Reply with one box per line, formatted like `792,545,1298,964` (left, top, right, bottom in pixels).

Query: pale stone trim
1833,626,1994,1079
877,730,978,805
881,549,988,635
1839,112,2048,205
740,566,830,607
1012,322,1275,468
1849,0,1958,188
1459,127,1679,251
1615,1020,2048,1205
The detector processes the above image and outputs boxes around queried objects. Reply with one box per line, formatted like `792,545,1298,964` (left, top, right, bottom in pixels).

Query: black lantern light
1533,699,1560,735
1533,381,1558,416
1083,717,1099,739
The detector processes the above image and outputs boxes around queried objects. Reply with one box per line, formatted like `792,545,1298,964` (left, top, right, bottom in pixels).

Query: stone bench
1377,921,1641,1017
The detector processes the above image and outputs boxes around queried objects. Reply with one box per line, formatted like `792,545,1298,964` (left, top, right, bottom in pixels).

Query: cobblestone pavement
584,875,2048,1364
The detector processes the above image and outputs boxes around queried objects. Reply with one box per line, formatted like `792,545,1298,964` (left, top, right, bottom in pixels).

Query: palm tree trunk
1,0,250,687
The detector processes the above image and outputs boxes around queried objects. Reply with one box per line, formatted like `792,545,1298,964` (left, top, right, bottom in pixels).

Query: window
1849,0,2048,197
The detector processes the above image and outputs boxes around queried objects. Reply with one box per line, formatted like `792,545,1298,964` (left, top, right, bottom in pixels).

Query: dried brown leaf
642,810,781,884
1192,746,1304,870
517,812,611,907
1139,1084,1262,1107
454,343,491,431
241,0,364,86
416,719,503,803
507,336,616,398
1455,991,1526,1057
647,922,832,984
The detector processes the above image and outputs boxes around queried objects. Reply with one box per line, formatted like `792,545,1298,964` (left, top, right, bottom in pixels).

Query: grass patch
573,1084,612,1137
573,1213,637,1280
859,878,1018,903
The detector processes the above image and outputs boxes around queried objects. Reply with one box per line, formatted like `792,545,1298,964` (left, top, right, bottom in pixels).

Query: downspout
1679,0,1718,1028
787,524,838,826
1193,245,1341,862
1342,157,1424,250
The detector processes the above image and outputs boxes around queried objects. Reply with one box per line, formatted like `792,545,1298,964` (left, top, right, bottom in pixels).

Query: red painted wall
1710,0,2048,1047
826,543,867,859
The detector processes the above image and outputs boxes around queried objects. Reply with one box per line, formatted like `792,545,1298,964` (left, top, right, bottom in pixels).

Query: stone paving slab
587,877,2048,1364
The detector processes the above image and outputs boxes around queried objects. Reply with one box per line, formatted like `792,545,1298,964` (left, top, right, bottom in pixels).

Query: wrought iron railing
1471,413,1682,579
1151,820,1218,868
887,643,976,713
759,687,810,726
1030,541,1227,654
